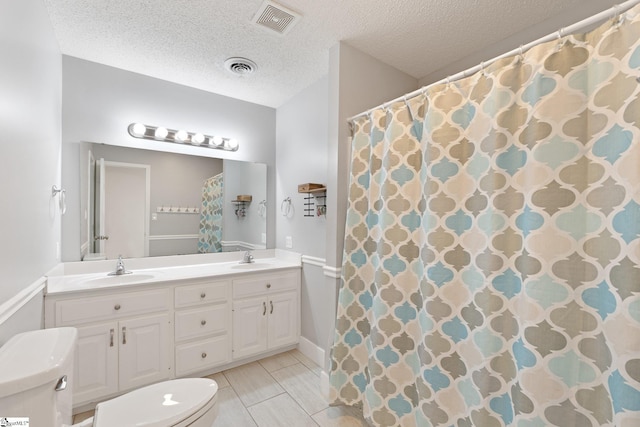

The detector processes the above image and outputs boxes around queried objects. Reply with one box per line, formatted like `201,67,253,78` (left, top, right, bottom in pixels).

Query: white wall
62,57,277,261
0,0,62,342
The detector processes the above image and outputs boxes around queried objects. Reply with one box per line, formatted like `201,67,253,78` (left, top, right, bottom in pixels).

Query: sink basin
231,262,272,270
83,273,158,287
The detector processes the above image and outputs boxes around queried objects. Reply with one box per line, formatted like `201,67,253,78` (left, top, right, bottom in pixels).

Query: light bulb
175,130,188,142
155,127,168,139
227,139,239,150
192,133,205,145
131,123,147,137
211,136,223,146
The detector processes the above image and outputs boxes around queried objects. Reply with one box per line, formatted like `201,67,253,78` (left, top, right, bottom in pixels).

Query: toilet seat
93,378,218,427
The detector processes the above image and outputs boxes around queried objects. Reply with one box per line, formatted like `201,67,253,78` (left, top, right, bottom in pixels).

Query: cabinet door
232,296,268,359
74,322,118,405
118,313,171,392
267,291,299,350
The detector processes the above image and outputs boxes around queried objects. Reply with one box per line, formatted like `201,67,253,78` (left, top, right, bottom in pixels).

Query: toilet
0,327,219,426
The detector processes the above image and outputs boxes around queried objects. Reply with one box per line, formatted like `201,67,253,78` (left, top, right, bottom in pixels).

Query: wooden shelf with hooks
298,183,326,217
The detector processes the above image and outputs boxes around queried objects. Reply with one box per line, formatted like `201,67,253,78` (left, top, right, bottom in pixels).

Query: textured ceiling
43,0,617,108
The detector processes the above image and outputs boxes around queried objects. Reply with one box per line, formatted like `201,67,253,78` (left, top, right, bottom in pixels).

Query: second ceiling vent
252,0,301,36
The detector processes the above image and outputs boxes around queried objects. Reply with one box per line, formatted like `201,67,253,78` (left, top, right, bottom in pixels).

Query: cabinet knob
266,283,271,289
200,292,206,298
201,320,207,326
201,352,207,359
114,304,121,310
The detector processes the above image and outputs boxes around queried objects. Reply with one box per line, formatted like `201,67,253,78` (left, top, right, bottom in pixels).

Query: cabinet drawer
175,335,230,376
233,271,299,299
55,289,171,326
175,280,230,308
175,304,229,342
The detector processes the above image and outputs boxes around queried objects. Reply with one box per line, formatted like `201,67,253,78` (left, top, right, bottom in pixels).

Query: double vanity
44,250,301,410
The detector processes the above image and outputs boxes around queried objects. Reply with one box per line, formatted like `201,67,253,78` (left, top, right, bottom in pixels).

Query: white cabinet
118,313,171,391
232,271,300,360
44,264,301,408
232,295,268,358
47,289,172,406
174,280,232,376
74,322,118,403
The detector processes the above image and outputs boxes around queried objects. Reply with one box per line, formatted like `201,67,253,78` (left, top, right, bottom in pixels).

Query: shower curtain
198,173,223,253
330,6,640,427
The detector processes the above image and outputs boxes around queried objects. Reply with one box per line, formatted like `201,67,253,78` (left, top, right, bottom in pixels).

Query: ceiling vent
224,57,257,76
252,0,301,36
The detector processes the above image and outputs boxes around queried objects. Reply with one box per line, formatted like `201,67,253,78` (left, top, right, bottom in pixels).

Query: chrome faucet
108,255,130,276
241,251,254,264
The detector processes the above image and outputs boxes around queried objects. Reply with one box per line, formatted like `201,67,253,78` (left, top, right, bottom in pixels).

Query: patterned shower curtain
330,6,640,427
198,173,223,253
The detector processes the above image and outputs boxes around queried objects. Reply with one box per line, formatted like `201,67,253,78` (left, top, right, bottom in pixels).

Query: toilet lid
93,378,218,427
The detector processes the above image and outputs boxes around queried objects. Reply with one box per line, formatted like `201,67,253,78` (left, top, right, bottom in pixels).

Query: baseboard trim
297,335,325,368
0,277,46,326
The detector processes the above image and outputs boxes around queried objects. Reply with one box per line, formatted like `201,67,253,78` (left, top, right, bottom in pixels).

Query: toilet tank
0,327,77,427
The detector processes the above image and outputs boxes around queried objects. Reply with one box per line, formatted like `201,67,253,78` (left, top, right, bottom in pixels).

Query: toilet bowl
0,328,218,427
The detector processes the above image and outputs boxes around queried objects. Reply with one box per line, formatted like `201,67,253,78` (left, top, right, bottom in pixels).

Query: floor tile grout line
268,362,330,418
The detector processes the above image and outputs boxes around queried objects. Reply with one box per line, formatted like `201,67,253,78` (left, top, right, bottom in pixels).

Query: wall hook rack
157,206,200,214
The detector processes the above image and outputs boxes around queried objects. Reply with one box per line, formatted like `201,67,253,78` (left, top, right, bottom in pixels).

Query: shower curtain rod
348,0,640,122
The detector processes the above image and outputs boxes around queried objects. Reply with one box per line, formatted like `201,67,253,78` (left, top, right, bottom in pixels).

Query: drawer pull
263,301,266,316
266,283,271,289
201,320,207,326
110,329,114,347
270,300,274,314
200,292,206,298
201,352,207,359
114,304,121,310
122,326,127,345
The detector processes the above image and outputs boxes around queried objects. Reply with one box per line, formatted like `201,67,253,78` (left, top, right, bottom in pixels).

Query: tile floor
73,349,370,427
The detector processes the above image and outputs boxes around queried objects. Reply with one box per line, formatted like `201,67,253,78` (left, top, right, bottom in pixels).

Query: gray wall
276,76,329,258
323,42,419,367
223,161,268,248
86,143,223,257
418,0,618,86
276,77,330,349
61,57,276,261
0,0,62,341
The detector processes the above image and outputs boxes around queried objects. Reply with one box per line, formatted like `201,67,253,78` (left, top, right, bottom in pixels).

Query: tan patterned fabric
330,7,640,426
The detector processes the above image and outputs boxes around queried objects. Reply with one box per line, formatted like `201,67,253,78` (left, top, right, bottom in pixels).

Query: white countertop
46,251,301,295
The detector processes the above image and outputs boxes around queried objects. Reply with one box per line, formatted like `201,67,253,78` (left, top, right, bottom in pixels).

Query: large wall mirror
78,142,267,260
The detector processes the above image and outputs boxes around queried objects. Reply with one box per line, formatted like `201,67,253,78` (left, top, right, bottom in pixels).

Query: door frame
97,160,151,257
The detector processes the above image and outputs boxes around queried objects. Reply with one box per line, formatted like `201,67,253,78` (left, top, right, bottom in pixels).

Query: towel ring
281,197,291,217
52,185,66,215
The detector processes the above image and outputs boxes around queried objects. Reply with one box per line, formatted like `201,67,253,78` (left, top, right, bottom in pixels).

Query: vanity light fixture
127,123,239,152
